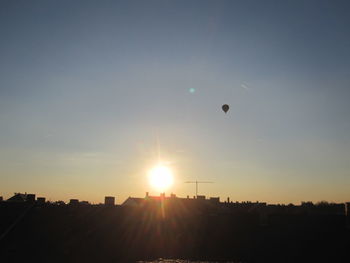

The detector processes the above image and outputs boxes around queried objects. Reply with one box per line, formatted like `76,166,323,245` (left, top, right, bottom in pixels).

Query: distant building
7,193,26,202
105,196,115,206
122,197,145,207
37,197,46,204
122,193,171,207
309,202,345,215
69,199,79,205
7,193,35,203
346,202,350,227
26,194,36,203
210,197,220,203
122,193,225,207
0,196,3,202
54,200,66,206
346,202,350,217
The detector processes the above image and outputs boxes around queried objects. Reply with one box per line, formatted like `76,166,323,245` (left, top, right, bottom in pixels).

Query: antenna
185,181,213,198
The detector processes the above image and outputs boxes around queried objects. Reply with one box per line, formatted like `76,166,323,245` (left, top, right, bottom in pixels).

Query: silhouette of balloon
222,104,229,113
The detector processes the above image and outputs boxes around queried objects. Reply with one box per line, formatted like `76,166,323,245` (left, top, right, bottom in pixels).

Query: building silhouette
36,197,46,204
69,199,79,205
104,196,115,206
6,193,35,203
346,202,350,216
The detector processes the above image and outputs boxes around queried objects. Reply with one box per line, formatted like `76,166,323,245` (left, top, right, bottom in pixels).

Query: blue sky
1,0,350,203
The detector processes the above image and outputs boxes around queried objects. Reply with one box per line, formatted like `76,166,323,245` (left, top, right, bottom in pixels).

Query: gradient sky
1,0,350,204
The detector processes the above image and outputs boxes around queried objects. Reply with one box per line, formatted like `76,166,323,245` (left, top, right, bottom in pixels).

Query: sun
148,164,174,191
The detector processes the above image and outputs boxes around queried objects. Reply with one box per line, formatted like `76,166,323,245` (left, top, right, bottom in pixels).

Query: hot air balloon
222,104,229,114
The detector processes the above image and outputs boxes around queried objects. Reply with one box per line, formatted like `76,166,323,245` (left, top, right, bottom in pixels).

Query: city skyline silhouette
1,190,349,262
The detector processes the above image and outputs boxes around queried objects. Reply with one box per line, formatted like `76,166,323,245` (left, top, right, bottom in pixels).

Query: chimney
227,197,230,203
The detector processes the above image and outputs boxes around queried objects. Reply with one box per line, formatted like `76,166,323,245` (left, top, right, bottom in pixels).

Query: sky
1,0,350,204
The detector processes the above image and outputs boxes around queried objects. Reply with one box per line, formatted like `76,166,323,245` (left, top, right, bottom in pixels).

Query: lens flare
189,88,196,93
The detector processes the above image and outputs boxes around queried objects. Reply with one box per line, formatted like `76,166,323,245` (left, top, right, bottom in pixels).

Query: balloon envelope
222,104,229,113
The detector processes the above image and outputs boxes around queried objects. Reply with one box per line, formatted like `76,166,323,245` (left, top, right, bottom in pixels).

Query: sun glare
148,165,174,191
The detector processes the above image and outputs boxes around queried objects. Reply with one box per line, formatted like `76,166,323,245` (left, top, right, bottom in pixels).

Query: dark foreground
0,202,349,263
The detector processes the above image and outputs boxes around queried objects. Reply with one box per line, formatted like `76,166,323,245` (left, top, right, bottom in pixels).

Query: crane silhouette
185,181,213,198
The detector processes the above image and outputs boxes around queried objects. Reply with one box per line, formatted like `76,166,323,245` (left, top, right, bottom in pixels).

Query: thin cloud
241,83,251,91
